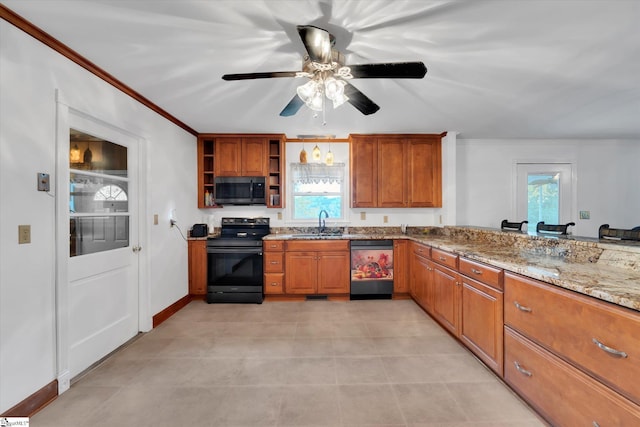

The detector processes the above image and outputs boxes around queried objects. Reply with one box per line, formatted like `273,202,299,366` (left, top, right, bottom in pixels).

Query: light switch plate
37,173,50,191
153,214,159,225
18,225,31,244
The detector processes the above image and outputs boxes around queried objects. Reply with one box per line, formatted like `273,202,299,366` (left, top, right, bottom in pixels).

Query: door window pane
527,173,559,225
70,129,129,257
70,173,128,214
70,129,127,177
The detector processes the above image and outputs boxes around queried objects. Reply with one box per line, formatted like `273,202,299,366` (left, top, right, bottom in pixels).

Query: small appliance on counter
191,223,208,237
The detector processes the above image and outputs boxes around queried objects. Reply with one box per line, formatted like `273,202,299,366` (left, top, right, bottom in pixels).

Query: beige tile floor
31,299,546,427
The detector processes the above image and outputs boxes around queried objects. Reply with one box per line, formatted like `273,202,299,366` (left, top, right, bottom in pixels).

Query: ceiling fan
222,25,427,117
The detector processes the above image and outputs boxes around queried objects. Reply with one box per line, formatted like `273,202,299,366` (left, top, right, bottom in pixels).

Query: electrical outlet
18,225,31,244
277,212,282,220
360,212,366,220
170,219,177,227
383,215,388,223
579,210,590,220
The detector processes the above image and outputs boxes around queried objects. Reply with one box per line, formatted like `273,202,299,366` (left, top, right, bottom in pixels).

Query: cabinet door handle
592,338,628,358
470,268,482,275
270,261,279,264
270,282,278,286
514,301,532,313
593,422,601,427
514,361,533,377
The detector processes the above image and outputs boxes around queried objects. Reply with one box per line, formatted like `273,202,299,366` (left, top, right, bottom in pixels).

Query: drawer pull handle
270,282,278,286
592,338,628,358
514,361,533,377
514,301,532,313
471,268,482,275
270,261,279,264
439,256,447,261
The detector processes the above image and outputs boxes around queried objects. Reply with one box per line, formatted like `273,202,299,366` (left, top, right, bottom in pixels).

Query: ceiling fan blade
279,95,305,117
222,71,298,81
297,25,332,63
344,83,380,115
347,62,427,79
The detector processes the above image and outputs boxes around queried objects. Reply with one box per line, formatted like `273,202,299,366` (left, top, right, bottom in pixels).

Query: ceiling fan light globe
296,80,317,103
324,77,339,98
332,92,349,109
307,91,324,111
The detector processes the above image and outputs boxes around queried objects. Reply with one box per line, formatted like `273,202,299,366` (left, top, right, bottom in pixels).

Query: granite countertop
265,227,640,312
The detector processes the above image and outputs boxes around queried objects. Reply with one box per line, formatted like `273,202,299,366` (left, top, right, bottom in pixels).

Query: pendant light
325,143,334,166
312,144,321,162
69,144,81,163
299,144,307,164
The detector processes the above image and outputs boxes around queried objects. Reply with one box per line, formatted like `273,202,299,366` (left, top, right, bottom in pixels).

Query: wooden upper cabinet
241,137,268,176
378,138,407,207
214,136,267,177
350,134,442,208
214,136,241,176
350,135,378,207
407,137,442,207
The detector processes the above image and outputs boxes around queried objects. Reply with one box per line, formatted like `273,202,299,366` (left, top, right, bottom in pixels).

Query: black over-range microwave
214,176,266,205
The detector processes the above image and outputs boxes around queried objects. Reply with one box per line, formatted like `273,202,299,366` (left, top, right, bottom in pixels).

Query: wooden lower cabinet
393,240,409,294
409,242,433,312
505,327,640,426
284,240,350,295
459,257,504,376
505,272,640,405
187,239,207,296
264,240,284,295
432,262,460,337
460,275,504,375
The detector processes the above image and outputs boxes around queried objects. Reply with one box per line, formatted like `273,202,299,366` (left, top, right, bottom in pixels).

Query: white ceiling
3,0,640,139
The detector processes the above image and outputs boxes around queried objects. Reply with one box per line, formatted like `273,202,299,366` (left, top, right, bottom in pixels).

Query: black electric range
206,217,270,304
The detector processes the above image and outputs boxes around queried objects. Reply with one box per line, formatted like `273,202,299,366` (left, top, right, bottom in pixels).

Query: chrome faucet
318,209,329,234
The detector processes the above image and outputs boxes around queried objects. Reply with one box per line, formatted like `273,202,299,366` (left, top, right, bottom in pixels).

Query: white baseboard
57,370,71,394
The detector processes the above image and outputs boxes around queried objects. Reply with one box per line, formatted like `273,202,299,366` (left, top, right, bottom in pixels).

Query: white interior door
516,163,574,231
66,115,140,379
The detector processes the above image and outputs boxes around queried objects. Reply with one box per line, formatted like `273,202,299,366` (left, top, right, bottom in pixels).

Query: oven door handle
207,247,263,255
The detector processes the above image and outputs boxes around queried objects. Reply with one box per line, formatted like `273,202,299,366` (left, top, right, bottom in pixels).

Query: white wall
456,139,640,237
0,21,199,412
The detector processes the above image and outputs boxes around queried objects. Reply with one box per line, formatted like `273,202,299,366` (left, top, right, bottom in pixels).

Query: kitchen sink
291,232,343,238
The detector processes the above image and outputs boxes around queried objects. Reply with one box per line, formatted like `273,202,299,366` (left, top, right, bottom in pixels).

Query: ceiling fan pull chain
322,92,327,126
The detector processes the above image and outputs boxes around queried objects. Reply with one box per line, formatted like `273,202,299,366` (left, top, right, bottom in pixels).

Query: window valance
290,162,345,185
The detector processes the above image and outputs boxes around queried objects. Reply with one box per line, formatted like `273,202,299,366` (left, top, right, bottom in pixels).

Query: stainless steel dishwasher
350,240,394,299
